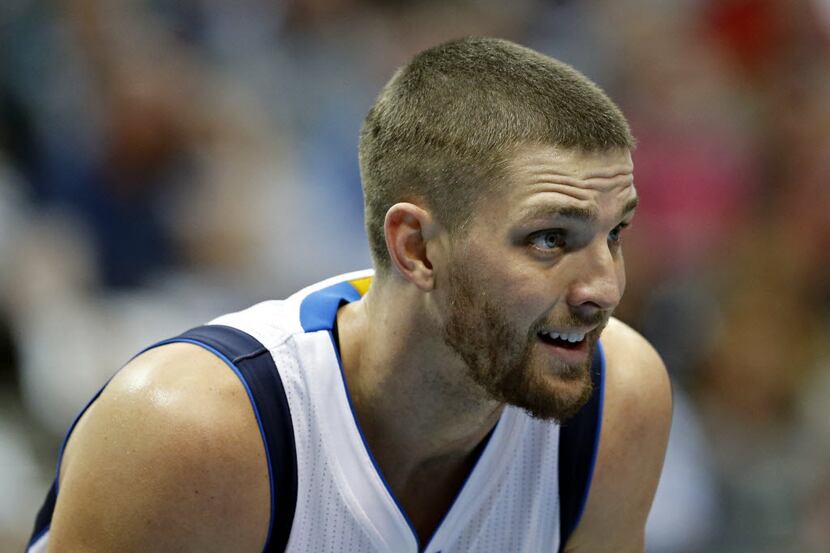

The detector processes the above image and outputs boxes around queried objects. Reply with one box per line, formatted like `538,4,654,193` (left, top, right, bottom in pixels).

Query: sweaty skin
48,145,671,552
50,343,270,553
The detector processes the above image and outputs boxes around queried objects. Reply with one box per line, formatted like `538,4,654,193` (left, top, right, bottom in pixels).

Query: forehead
486,144,636,221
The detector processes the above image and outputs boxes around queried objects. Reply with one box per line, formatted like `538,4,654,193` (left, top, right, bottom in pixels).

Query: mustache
529,310,609,336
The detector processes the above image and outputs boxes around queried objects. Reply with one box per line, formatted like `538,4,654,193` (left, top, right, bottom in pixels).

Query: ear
384,202,440,291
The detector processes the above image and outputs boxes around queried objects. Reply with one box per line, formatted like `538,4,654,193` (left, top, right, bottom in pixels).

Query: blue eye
530,230,566,251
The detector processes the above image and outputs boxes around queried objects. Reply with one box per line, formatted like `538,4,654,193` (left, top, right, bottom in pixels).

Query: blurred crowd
0,0,828,551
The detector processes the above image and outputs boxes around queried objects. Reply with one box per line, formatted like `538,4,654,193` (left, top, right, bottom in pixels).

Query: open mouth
537,330,587,350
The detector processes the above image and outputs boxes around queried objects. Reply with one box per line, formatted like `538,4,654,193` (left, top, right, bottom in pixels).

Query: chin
512,361,594,422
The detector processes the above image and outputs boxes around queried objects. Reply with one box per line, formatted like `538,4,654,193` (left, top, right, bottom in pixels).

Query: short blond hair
359,37,633,272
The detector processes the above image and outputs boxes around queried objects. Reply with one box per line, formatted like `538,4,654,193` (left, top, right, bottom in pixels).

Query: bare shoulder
600,316,672,401
565,317,672,553
49,342,270,553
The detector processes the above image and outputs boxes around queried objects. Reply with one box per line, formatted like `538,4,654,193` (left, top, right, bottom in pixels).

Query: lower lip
537,337,590,363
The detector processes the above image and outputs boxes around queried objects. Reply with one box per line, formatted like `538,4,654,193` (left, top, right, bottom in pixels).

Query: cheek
493,271,559,329
616,255,627,296
457,243,563,322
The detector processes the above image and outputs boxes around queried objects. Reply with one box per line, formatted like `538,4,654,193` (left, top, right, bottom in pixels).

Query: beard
442,262,603,422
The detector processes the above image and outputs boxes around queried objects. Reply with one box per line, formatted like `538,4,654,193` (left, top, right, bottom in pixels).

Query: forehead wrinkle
524,172,634,194
583,169,634,182
513,148,632,177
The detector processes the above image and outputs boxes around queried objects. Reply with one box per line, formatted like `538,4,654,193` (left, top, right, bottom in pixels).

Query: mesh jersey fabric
28,269,604,553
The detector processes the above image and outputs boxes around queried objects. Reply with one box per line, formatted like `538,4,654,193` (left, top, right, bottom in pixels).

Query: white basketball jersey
28,269,604,553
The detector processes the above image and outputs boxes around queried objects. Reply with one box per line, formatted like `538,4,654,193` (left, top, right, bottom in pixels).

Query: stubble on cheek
442,265,596,422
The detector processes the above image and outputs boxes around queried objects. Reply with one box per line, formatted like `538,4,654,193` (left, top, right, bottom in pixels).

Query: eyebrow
620,196,639,218
521,196,639,223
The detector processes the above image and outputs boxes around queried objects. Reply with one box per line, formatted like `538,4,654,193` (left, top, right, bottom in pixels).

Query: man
29,37,671,552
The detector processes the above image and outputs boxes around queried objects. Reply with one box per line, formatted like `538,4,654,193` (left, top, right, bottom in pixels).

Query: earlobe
384,203,436,291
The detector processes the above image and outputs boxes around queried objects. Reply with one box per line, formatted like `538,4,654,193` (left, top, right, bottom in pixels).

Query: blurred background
0,0,828,551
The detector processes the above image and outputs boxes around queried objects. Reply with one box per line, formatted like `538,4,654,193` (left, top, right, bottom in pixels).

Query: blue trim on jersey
311,279,502,553
144,337,278,552
575,341,605,526
29,330,291,553
326,331,423,547
557,340,606,551
418,420,498,551
28,372,117,548
27,497,52,549
302,279,423,546
329,328,500,552
161,326,298,553
53,381,111,490
300,281,361,332
300,279,422,543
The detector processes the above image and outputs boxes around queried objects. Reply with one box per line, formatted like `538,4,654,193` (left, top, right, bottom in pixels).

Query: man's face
441,145,637,422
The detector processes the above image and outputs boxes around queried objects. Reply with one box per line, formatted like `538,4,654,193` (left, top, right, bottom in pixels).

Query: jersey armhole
160,325,298,553
27,324,298,553
557,341,606,552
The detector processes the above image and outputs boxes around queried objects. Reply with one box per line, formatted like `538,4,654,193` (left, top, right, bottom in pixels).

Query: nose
565,241,625,314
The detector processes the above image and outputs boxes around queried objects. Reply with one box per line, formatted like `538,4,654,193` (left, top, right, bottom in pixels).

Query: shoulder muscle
49,342,270,553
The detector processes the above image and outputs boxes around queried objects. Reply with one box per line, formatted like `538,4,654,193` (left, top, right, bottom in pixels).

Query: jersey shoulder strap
557,341,606,551
170,324,298,553
27,324,299,553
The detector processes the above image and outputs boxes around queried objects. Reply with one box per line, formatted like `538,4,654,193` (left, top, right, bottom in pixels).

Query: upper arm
48,343,270,553
564,318,672,553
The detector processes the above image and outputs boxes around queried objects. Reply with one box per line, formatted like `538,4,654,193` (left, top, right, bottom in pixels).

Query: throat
379,422,496,546
393,441,488,545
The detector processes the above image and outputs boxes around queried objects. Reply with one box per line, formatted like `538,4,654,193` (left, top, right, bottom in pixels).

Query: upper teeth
545,330,586,343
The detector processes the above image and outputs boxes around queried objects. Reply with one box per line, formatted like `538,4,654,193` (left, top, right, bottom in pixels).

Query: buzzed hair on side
358,37,634,273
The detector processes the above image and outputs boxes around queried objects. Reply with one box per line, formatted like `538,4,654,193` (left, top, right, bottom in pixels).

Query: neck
336,281,503,484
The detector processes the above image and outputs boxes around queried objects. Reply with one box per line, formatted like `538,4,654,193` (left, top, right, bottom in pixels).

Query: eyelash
528,223,630,253
529,230,566,252
608,223,630,245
